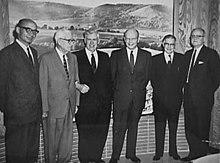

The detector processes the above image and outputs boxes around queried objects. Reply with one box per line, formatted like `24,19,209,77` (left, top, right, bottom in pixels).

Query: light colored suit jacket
39,49,80,118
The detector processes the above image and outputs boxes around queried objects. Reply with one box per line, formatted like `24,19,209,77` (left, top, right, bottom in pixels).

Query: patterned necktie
130,51,134,72
63,54,69,79
27,47,34,65
186,50,197,83
91,53,96,73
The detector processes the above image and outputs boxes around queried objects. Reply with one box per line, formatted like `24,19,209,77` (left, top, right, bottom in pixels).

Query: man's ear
15,26,20,34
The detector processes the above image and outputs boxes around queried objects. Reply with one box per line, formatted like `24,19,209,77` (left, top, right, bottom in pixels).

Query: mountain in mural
9,0,172,32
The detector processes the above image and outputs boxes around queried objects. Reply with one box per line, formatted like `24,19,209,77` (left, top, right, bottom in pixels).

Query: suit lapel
52,49,67,79
122,48,132,71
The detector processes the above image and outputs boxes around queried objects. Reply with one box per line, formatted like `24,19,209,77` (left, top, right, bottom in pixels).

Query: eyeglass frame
18,26,39,35
59,38,76,44
164,43,175,47
191,35,204,39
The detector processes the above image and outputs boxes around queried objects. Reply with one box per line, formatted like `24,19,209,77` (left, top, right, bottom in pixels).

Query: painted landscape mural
8,0,173,114
8,0,173,55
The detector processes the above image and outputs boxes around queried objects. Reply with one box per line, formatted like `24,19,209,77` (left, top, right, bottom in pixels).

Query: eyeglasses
191,35,204,39
19,26,39,35
60,38,76,44
164,43,175,47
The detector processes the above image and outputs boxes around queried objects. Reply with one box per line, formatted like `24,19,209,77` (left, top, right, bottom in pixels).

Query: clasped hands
75,81,90,94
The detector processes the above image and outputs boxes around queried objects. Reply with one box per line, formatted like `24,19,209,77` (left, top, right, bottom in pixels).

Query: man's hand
42,112,48,119
75,81,90,94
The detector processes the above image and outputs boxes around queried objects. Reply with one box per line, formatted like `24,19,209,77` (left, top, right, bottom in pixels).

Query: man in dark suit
39,29,80,163
0,18,42,163
151,34,184,161
109,28,152,163
181,28,220,162
75,27,112,163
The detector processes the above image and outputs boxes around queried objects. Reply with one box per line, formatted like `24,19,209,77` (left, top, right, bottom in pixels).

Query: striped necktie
27,47,34,65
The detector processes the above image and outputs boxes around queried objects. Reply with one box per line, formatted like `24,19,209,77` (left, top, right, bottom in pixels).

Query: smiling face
163,37,175,54
16,19,38,46
124,29,139,50
56,30,77,53
84,32,98,52
190,29,205,49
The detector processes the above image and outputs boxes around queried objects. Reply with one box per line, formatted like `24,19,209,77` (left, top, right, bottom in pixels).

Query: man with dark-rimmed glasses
0,18,42,163
181,28,220,162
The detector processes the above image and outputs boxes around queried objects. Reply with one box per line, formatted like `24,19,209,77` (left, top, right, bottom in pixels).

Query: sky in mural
15,0,172,7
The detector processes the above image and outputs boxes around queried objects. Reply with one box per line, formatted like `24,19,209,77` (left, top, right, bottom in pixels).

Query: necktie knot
91,53,96,73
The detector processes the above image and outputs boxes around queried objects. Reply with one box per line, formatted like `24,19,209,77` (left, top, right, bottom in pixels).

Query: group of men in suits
151,28,220,162
0,17,220,163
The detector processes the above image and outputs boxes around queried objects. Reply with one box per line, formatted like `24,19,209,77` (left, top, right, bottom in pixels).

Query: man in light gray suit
39,29,80,163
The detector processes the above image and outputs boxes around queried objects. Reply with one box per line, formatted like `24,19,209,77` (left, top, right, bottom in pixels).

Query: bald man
0,18,42,163
109,28,152,163
39,29,80,163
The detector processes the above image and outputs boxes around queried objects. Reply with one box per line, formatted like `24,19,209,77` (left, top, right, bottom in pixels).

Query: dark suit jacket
0,42,42,125
151,52,184,109
39,49,80,118
75,49,112,112
111,47,152,111
183,45,220,109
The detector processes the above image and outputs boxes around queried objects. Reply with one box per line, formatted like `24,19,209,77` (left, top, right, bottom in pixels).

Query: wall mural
8,0,173,54
8,0,174,115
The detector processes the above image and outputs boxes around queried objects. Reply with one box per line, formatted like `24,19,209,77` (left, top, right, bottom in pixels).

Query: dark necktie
168,54,172,68
91,53,96,73
130,51,134,72
27,47,34,65
186,50,197,83
63,55,69,79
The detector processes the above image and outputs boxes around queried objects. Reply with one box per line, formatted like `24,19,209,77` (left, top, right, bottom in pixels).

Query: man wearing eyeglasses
0,18,42,163
151,34,184,161
181,28,220,162
39,29,81,163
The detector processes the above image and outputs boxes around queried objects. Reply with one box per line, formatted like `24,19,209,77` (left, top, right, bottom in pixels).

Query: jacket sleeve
74,55,80,106
39,56,49,113
0,49,10,113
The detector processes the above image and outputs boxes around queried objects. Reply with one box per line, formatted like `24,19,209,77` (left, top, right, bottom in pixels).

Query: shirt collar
126,47,138,55
164,52,174,63
85,48,97,57
16,39,29,51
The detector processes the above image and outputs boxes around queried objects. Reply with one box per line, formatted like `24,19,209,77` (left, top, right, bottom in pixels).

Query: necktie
91,53,96,73
168,54,172,68
27,47,34,65
186,50,197,83
63,55,69,79
130,51,134,72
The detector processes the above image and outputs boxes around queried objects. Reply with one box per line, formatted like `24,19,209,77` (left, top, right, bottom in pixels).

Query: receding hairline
191,27,205,36
124,28,139,38
16,18,37,27
54,29,72,42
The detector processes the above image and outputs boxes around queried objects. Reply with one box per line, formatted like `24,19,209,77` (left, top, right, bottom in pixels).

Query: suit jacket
111,47,152,111
184,45,220,109
39,49,80,118
151,52,184,109
0,42,42,125
75,49,112,110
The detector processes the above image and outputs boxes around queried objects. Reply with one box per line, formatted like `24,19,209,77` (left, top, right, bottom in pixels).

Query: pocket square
198,61,204,64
